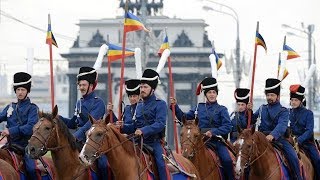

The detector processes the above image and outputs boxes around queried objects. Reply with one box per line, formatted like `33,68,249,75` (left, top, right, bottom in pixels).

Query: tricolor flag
124,12,149,33
158,34,169,57
283,44,300,60
46,14,58,48
255,32,267,51
107,43,134,61
213,49,222,70
281,68,289,81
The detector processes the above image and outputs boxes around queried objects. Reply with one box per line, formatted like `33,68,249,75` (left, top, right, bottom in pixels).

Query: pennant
255,32,267,51
283,44,300,60
124,12,149,33
281,68,289,80
213,49,222,70
158,35,169,57
46,14,58,48
107,43,134,61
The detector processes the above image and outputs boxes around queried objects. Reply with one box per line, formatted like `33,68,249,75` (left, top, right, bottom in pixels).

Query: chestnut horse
79,115,200,180
0,131,56,179
0,159,20,180
26,105,101,180
180,118,235,180
234,127,314,179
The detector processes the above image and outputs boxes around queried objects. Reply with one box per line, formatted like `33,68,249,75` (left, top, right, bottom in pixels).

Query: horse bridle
30,117,64,154
84,125,137,159
238,136,268,169
180,125,211,159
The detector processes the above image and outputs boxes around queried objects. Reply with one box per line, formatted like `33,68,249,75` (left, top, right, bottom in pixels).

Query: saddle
139,143,197,178
1,143,25,156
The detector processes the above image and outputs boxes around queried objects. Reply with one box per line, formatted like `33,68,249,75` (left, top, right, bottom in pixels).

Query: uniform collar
82,91,96,100
17,97,30,106
268,101,280,107
143,94,156,104
206,101,218,106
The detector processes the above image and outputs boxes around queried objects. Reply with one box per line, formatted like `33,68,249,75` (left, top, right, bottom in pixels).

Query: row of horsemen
0,66,320,180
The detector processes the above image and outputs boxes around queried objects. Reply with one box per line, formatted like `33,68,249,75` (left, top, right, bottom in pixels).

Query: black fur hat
265,78,281,95
290,84,305,102
234,88,250,104
13,72,32,93
77,67,97,84
125,79,141,96
196,77,218,95
140,69,159,89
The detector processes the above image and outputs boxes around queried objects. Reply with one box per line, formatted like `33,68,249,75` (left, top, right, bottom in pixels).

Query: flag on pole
158,34,169,57
283,44,300,60
213,49,222,70
281,68,289,80
107,43,134,61
255,32,267,51
124,12,149,33
46,14,58,48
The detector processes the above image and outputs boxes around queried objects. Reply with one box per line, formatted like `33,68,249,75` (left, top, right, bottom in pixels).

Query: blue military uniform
122,69,168,180
0,72,39,179
253,78,302,180
230,111,248,143
59,67,108,179
230,88,250,143
174,77,234,180
289,84,320,179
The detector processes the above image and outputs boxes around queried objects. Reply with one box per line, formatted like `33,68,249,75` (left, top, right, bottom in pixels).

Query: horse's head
79,114,113,166
234,126,263,178
180,116,202,159
27,105,59,159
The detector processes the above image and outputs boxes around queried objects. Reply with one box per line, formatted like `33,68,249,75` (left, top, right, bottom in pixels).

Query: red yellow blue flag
46,14,58,48
213,49,222,70
107,43,134,61
281,68,289,81
124,12,149,33
158,34,169,57
255,32,267,51
283,44,300,60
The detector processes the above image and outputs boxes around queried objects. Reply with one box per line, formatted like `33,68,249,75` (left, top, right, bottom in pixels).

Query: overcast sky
1,0,320,103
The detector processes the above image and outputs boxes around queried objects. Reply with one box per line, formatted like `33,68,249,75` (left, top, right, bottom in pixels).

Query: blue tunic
230,111,248,143
0,97,38,148
253,101,302,180
60,91,105,142
122,94,168,180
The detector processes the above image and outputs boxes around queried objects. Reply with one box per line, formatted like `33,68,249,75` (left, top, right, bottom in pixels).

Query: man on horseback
119,69,168,180
107,79,140,124
289,84,320,179
0,72,39,179
59,67,109,179
171,77,235,180
249,78,303,180
230,88,251,143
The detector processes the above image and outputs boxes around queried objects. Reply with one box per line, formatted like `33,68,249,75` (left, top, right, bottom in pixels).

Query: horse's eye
45,127,51,131
97,132,103,137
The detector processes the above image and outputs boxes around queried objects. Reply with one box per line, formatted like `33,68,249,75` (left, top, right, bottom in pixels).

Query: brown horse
26,105,94,180
234,127,314,179
0,159,20,180
0,131,56,179
79,114,200,180
180,118,233,180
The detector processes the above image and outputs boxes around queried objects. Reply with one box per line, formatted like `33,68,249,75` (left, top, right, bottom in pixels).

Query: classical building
61,0,223,147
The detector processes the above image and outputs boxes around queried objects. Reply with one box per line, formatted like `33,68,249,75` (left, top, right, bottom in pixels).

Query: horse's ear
52,105,58,118
237,125,243,134
251,124,255,135
89,115,96,124
38,110,43,118
182,115,187,125
104,113,110,125
195,117,199,125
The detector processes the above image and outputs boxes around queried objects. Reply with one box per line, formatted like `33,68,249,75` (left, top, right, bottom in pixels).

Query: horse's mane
107,123,135,156
41,112,77,151
241,129,272,148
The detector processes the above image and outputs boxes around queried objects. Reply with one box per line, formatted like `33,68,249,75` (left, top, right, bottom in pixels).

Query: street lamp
202,2,241,88
282,23,315,109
